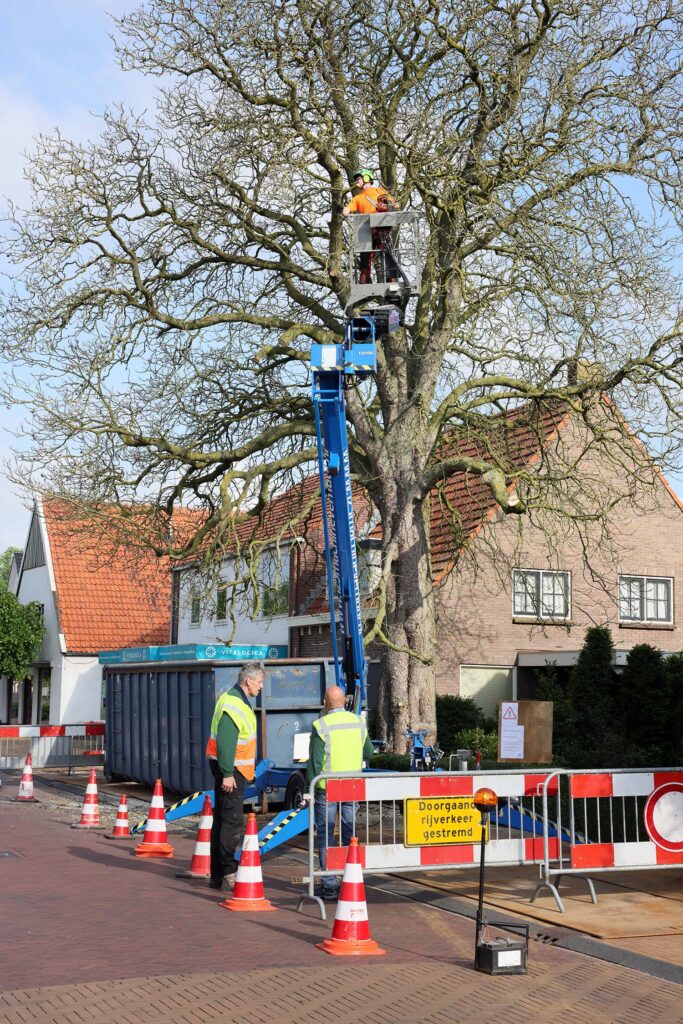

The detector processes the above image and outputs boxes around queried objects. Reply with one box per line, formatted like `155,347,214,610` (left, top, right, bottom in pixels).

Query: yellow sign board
404,797,486,847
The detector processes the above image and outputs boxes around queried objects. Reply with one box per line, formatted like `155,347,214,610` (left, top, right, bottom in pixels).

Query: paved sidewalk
1,775,682,1023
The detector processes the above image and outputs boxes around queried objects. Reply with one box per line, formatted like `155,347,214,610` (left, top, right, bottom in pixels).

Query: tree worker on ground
205,662,265,891
305,684,374,901
342,169,400,285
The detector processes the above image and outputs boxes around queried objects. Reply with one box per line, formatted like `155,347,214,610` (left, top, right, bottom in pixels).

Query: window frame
215,583,228,622
618,574,674,625
189,589,201,627
258,545,290,619
511,568,571,622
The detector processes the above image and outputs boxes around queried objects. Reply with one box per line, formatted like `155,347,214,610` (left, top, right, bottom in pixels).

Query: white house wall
176,562,290,649
13,561,64,723
16,562,63,665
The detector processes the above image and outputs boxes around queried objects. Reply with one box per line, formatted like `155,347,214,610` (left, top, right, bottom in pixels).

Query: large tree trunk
376,487,437,754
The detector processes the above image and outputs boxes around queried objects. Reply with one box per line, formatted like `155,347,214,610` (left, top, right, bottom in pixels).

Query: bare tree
3,0,683,749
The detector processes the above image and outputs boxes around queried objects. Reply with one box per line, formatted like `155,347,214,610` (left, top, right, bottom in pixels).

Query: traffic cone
71,768,104,828
11,753,39,803
316,838,385,956
134,779,174,858
220,812,276,912
176,794,212,877
104,794,135,840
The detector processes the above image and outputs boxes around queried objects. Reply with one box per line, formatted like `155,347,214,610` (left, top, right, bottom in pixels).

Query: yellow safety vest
206,689,257,781
312,710,367,789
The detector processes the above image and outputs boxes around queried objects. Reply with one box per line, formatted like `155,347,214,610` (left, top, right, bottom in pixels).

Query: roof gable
40,499,170,654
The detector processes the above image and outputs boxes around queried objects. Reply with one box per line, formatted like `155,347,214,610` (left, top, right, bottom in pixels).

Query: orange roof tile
41,499,171,654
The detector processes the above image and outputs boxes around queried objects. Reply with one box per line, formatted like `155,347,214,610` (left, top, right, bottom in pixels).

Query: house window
619,575,673,624
190,590,201,626
39,668,51,723
512,569,570,620
259,547,289,617
215,584,228,621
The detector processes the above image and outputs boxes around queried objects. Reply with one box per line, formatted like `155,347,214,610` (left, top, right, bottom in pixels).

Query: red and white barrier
0,723,104,738
0,723,105,771
531,767,683,913
324,771,557,873
568,771,683,868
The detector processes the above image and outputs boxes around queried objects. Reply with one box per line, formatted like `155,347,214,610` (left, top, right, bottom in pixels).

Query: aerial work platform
345,210,422,311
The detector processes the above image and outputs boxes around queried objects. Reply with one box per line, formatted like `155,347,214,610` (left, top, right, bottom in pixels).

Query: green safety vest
312,710,367,789
206,689,257,780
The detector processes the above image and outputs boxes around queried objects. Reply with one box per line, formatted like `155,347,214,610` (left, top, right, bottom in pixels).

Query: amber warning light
473,787,498,814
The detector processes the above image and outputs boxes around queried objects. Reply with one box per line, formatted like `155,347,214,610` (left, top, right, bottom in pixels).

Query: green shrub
569,626,617,759
452,728,499,761
436,694,489,752
666,653,683,764
618,644,671,757
369,752,411,772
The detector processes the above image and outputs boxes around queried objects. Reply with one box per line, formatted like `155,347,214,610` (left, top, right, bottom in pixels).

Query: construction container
103,658,337,798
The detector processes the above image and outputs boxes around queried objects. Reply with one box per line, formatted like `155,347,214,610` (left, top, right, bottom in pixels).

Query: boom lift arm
311,318,377,713
310,210,422,713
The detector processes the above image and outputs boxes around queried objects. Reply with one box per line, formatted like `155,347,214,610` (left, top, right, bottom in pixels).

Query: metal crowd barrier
297,768,564,919
0,723,105,770
533,767,683,912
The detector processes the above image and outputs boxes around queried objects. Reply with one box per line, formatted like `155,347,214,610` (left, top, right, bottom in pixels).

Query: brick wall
434,419,683,695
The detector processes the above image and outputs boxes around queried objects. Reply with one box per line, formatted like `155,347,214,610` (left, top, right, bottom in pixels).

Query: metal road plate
403,797,487,847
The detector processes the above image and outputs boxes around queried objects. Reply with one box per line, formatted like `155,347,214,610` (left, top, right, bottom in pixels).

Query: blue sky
0,2,149,550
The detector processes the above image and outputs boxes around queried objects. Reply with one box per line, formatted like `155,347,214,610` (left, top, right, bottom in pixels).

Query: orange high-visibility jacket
206,688,257,781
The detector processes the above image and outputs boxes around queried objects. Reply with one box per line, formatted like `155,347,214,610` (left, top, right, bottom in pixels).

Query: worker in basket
343,169,400,285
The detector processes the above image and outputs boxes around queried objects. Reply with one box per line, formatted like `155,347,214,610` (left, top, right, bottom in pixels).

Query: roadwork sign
404,797,486,847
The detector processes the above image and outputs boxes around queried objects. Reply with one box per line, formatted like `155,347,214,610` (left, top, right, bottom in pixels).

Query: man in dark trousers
205,662,265,890
305,684,374,900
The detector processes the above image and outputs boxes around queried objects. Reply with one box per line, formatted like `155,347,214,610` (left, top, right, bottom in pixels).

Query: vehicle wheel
285,771,306,809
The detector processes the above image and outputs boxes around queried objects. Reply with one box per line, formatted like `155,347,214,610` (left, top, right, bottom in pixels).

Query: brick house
3,498,170,725
176,401,683,718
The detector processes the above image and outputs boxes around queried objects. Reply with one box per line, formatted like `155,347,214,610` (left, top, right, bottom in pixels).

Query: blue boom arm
310,322,376,712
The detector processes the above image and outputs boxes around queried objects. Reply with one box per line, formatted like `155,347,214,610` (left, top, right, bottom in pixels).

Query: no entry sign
644,782,683,854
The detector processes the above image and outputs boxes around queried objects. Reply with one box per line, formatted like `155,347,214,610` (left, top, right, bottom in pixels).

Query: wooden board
497,700,553,763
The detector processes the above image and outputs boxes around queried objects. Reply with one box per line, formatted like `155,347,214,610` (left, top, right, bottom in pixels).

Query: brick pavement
1,778,682,1024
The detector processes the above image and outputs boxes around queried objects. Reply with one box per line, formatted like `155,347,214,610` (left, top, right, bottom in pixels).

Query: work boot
315,885,340,903
209,873,235,892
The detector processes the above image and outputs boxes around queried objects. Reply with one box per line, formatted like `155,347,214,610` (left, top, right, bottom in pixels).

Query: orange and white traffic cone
104,793,135,840
220,812,276,912
316,837,385,956
176,794,212,878
11,753,39,803
71,768,104,829
134,779,174,858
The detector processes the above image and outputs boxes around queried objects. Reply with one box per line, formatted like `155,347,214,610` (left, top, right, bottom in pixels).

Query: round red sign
644,782,683,853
